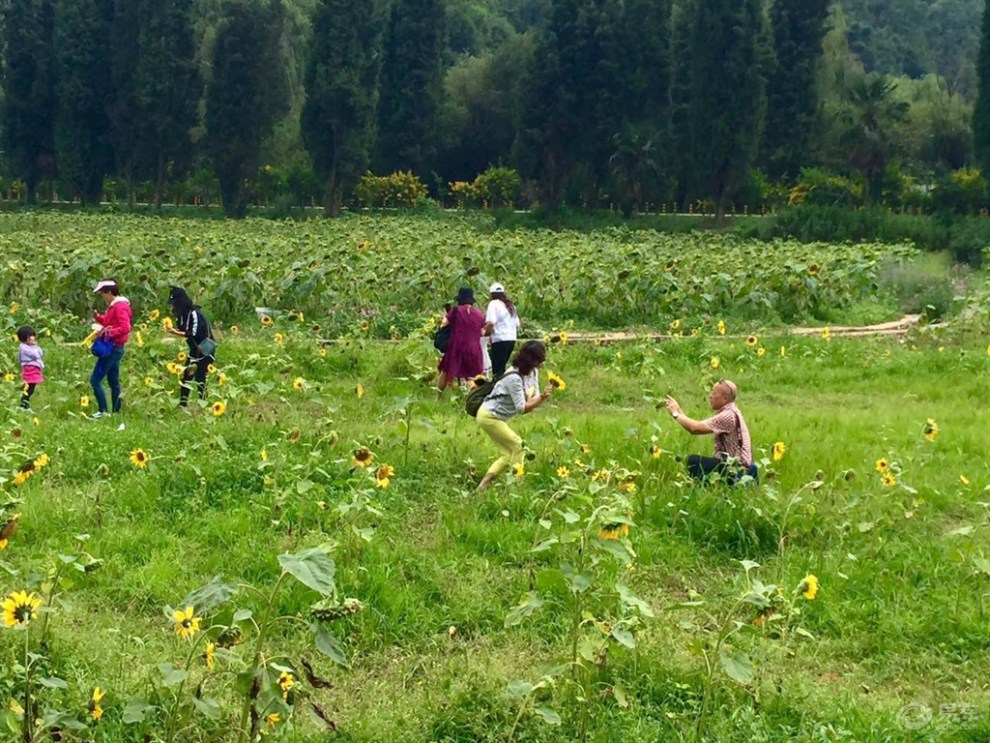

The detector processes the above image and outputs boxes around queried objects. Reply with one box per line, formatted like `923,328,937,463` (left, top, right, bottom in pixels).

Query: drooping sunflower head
353,448,374,468
130,449,149,469
2,589,42,627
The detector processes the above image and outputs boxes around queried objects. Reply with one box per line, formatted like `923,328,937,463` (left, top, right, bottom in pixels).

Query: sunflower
177,351,187,363
89,686,105,721
772,442,787,462
598,523,630,541
318,348,327,358
292,377,305,391
217,626,244,648
208,364,218,374
260,449,269,462
875,458,889,473
34,453,49,469
2,590,42,627
3,373,14,382
172,606,201,639
212,401,226,417
546,372,566,391
923,418,938,442
808,264,820,276
166,362,180,375
135,332,144,348
746,335,758,348
513,463,525,478
80,395,90,408
203,642,216,671
556,466,570,478
218,372,228,386
266,713,280,728
129,449,149,469
261,315,273,327
12,471,30,487
881,472,897,488
230,325,240,335
591,468,609,482
375,464,394,489
650,445,662,459
798,575,819,600
619,480,637,494
710,357,720,369
353,448,374,468
144,376,154,386
274,332,285,345
277,671,294,699
149,309,160,322
558,331,569,345
757,347,766,357
162,317,173,330
356,383,365,398
669,319,681,331
821,327,831,341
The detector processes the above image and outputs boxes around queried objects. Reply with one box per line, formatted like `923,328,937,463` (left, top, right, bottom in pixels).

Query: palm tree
835,74,909,204
608,126,662,215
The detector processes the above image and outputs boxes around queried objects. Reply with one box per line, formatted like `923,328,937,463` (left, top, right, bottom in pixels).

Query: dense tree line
0,0,986,217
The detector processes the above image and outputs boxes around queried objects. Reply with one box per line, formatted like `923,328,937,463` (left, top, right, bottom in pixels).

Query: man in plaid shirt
664,379,758,483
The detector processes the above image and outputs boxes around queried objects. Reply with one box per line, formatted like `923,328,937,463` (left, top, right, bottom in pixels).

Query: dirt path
552,314,922,344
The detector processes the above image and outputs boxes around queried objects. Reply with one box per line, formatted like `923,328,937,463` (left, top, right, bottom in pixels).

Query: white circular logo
897,703,933,731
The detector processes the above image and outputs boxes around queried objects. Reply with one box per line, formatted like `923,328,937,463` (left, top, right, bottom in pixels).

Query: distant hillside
840,0,981,95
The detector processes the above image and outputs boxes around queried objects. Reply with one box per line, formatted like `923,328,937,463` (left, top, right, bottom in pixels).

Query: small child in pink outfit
17,326,44,411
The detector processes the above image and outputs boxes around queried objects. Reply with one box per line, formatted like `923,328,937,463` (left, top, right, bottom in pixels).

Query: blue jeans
91,346,125,413
687,453,759,485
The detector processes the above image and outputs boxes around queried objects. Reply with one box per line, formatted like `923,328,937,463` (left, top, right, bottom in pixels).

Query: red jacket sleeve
101,303,132,345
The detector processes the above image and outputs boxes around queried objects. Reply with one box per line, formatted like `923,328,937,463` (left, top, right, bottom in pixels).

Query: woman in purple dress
436,287,486,398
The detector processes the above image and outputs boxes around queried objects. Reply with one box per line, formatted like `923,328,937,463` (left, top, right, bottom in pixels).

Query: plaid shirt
703,402,752,466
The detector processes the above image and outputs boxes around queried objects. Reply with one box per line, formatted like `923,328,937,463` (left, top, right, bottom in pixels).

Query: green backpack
465,371,520,417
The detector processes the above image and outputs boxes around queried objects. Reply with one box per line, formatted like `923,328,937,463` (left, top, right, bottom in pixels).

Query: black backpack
464,371,520,417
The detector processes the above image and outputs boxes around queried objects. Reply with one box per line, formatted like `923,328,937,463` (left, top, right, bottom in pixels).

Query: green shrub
787,167,862,207
354,171,429,208
947,216,990,267
877,257,956,319
933,168,988,215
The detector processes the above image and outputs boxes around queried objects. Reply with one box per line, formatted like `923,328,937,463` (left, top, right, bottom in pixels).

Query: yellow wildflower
89,686,105,721
799,575,819,600
292,377,305,391
81,395,90,409
710,357,720,369
757,347,766,357
172,606,201,639
163,317,173,330
821,327,831,340
513,463,525,478
356,383,365,398
717,320,726,336
881,472,897,488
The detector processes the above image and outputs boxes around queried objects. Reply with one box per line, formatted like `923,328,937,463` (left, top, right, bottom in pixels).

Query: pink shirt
703,402,752,466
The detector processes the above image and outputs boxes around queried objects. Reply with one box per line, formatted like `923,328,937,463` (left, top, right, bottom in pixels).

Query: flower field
0,212,989,742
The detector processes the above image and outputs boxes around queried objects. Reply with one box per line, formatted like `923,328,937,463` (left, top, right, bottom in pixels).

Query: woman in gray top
476,340,553,492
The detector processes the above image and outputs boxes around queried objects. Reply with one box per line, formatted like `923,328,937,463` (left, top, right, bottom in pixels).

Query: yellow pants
477,407,523,477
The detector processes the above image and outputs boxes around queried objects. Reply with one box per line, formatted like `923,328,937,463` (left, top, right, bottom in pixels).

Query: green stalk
237,573,287,743
22,629,32,743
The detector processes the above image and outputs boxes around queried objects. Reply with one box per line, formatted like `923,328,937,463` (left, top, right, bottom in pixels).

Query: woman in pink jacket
90,278,132,419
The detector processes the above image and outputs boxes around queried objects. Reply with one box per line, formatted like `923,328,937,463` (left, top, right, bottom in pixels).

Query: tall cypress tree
0,0,56,203
974,0,990,172
301,0,386,216
760,0,830,181
54,0,114,204
669,0,697,208
205,0,288,218
133,0,201,208
683,0,772,218
375,0,445,178
108,0,142,201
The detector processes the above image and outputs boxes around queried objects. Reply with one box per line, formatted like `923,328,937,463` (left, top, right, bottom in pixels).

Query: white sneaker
90,411,107,420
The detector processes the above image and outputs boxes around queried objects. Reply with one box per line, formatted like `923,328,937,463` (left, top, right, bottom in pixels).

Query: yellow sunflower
746,335,758,348
875,458,889,473
353,448,374,468
375,464,394,488
80,395,90,408
821,327,831,340
650,445,662,459
598,523,630,541
799,574,819,600
780,346,787,357
149,309,160,322
710,357,720,369
172,606,201,639
212,401,227,417
89,686,105,721
162,317,173,330
144,376,154,386
130,449,149,469
513,463,525,478
277,671,294,700
203,642,216,671
556,466,570,478
669,319,681,331
230,325,240,335
261,315,273,327
2,590,42,627
923,418,938,442
881,472,897,488
772,442,787,462
757,347,766,357
274,332,285,345
546,372,566,391
135,332,144,347
266,713,280,728
177,351,187,363
960,474,970,486
356,383,365,398
292,377,305,391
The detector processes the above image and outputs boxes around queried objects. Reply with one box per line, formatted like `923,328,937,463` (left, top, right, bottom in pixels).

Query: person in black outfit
165,286,216,407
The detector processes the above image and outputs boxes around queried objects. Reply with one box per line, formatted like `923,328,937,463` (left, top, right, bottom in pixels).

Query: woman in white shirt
483,282,521,377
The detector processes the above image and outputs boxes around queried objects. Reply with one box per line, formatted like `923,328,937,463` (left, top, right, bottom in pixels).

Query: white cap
93,279,117,293
489,282,505,294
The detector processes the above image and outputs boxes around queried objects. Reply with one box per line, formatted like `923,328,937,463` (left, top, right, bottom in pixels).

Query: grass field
2,313,990,741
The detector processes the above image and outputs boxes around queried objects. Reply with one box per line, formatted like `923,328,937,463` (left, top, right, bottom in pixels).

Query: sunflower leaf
181,576,239,612
312,623,349,667
279,548,337,596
